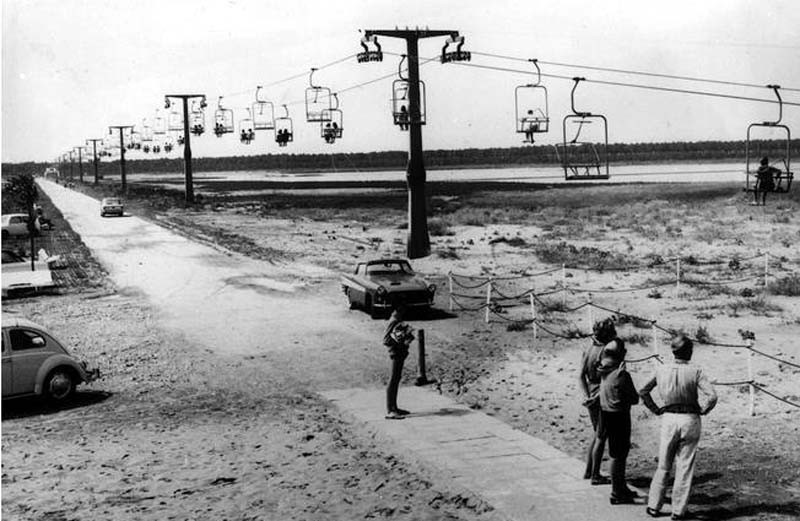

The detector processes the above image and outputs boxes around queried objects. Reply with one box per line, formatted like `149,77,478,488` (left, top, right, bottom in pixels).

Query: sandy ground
2,176,799,520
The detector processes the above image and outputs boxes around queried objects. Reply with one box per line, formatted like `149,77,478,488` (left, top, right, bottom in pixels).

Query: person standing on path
383,305,414,420
597,339,640,504
639,335,718,520
578,317,618,483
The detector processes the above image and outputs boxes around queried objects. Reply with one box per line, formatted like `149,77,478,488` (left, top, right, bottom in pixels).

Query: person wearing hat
753,156,779,206
578,317,617,483
597,338,640,504
639,335,718,520
382,304,413,420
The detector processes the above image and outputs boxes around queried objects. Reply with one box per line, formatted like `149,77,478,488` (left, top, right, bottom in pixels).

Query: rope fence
445,260,800,416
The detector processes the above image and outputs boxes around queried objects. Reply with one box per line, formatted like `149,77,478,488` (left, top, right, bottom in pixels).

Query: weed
428,217,454,236
614,314,653,329
694,325,712,344
727,296,782,316
768,274,800,296
622,333,651,346
506,320,530,332
647,289,663,299
436,248,460,260
532,241,633,270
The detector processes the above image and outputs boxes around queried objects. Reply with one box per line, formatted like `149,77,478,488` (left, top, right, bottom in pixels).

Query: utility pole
68,150,75,180
86,138,103,185
165,94,206,204
109,125,134,191
74,146,86,183
362,28,465,259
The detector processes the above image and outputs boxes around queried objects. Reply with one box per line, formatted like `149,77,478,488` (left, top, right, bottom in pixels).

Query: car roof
365,258,410,265
102,197,121,202
2,213,29,220
1,313,46,331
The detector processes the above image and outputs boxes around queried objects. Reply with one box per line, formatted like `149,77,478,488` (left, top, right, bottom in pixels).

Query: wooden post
747,341,755,417
651,320,658,359
414,328,433,386
561,264,567,306
675,258,681,298
587,294,594,330
530,291,537,342
763,253,769,295
485,278,492,324
448,273,454,312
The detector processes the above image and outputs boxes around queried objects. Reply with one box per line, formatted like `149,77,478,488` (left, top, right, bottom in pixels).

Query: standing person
578,317,617,483
753,156,779,206
382,305,413,420
639,335,718,520
597,339,640,504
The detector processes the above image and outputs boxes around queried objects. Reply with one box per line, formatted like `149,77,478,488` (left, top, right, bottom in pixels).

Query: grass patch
768,274,800,296
428,217,455,236
727,296,782,317
532,241,634,270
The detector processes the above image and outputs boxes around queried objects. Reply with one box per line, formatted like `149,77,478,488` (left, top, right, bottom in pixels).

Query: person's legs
591,405,610,483
670,416,701,517
648,414,681,512
385,352,407,415
609,412,633,501
584,401,601,479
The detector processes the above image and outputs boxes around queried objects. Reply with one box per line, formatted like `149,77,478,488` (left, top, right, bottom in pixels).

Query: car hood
371,273,429,290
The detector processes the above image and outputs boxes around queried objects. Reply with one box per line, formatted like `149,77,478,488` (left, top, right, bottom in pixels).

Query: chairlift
128,131,142,151
139,119,154,143
176,132,185,146
153,110,167,135
440,34,471,63
515,59,549,144
167,106,184,132
321,93,343,144
554,77,609,180
190,98,207,136
275,104,293,147
253,86,276,131
163,134,175,153
152,137,162,154
214,96,234,137
239,108,256,144
392,55,425,130
305,68,332,123
745,85,793,194
357,34,383,63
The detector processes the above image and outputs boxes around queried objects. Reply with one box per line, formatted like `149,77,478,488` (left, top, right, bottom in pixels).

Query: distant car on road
2,213,39,239
100,197,124,217
341,258,436,317
2,314,99,403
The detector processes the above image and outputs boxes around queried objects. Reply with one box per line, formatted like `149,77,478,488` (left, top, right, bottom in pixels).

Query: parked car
2,314,99,403
341,258,436,316
100,197,124,217
2,213,38,239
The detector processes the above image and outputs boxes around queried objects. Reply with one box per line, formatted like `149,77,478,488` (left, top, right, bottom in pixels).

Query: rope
751,383,800,409
747,346,800,369
712,379,755,386
532,319,592,339
625,354,663,364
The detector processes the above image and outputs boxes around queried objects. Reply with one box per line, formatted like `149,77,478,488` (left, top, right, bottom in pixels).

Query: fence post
651,320,658,360
587,294,594,330
448,272,454,312
763,253,769,295
530,291,537,342
675,258,681,298
561,264,567,306
414,329,433,386
747,340,755,417
485,278,492,324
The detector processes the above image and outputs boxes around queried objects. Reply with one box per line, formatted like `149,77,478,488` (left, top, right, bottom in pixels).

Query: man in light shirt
639,335,717,520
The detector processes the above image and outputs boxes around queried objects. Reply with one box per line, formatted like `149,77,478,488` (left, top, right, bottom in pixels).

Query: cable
748,346,800,369
752,383,800,409
470,51,800,93
444,61,800,107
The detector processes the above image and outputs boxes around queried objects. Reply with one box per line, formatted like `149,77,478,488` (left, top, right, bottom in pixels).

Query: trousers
647,413,702,516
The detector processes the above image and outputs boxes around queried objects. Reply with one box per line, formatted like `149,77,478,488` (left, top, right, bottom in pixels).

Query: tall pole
86,138,103,185
109,125,134,191
166,94,205,205
364,29,460,258
68,150,75,180
74,146,85,183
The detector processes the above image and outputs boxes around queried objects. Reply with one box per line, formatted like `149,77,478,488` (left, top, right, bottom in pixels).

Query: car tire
346,289,357,309
43,367,76,403
1,230,7,240
365,295,376,318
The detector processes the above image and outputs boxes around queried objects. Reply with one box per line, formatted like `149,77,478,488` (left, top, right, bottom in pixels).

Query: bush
768,274,800,296
428,217,454,236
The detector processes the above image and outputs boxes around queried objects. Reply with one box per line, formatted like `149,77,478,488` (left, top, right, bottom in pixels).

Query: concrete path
323,386,652,521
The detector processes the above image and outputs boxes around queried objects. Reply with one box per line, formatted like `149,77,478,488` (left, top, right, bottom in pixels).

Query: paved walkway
323,387,652,521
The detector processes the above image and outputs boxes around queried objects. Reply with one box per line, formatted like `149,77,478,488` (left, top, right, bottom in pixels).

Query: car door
9,216,28,236
8,327,51,395
352,264,370,306
2,331,12,397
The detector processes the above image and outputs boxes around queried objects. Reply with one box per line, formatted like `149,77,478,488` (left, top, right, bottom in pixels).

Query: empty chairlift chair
555,77,609,181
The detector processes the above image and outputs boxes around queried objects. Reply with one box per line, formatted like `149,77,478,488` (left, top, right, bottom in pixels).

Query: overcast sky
2,0,799,163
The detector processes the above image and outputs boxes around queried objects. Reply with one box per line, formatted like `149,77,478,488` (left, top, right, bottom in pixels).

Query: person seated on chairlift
398,105,410,130
753,156,780,206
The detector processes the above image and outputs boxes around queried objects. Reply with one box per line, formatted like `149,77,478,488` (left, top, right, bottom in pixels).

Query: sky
2,0,799,163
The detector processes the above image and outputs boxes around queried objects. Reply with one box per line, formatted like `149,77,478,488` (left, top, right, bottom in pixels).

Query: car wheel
365,295,375,317
1,230,7,240
43,368,76,403
346,288,357,309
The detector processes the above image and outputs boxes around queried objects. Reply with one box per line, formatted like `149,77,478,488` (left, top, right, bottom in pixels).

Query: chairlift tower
86,138,104,185
74,146,86,183
361,28,466,259
67,150,75,180
165,94,207,204
109,125,135,191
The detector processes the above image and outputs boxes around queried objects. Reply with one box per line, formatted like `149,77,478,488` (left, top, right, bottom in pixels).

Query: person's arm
622,371,639,406
697,368,718,415
638,374,662,415
578,350,590,399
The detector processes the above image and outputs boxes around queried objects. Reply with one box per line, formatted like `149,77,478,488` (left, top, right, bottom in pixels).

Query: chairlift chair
275,104,294,147
214,96,235,137
167,107,184,132
392,55,425,130
153,110,167,135
253,86,275,131
239,108,256,144
320,93,343,144
745,85,793,194
554,78,609,181
305,68,332,123
190,98,206,136
515,59,549,144
440,34,471,63
139,119,154,143
163,134,175,153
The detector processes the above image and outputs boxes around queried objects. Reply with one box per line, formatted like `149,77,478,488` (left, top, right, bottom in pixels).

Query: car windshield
366,261,412,275
104,198,121,205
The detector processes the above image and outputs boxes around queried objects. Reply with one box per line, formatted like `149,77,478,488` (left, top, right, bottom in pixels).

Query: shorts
597,410,631,459
585,398,601,431
388,345,409,361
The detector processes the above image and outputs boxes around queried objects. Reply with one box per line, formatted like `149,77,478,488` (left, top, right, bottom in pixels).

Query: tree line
4,139,798,178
